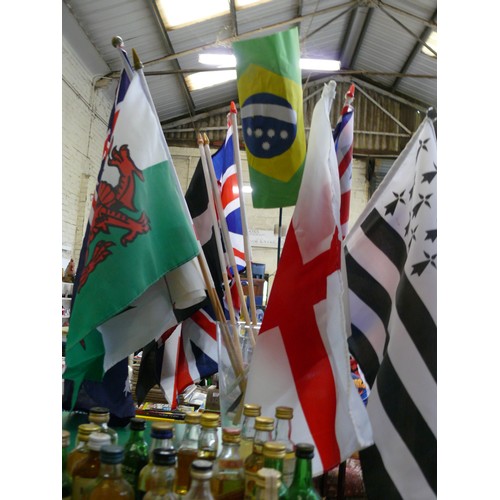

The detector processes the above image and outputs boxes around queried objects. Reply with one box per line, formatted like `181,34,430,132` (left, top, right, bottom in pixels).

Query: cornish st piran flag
333,83,355,239
232,27,306,208
244,81,373,476
345,117,437,499
63,68,207,407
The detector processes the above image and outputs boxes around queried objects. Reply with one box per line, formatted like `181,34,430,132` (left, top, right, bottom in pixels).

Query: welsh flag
63,69,207,406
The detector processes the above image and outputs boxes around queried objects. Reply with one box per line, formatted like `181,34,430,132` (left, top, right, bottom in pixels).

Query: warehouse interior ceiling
62,0,437,140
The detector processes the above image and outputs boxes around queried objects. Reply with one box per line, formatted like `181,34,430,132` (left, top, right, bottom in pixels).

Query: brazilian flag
233,27,305,208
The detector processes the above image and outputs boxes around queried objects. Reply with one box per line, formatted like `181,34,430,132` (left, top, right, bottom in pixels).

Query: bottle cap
151,421,174,439
152,448,177,466
77,423,101,441
62,429,70,448
254,416,274,432
222,427,241,444
190,459,213,480
129,417,146,431
89,407,110,425
275,406,293,420
184,411,201,425
100,444,125,464
200,412,219,428
243,403,261,417
263,441,286,459
88,432,112,451
295,443,315,459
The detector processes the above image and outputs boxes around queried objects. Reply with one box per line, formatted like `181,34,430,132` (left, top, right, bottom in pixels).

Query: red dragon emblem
78,144,151,289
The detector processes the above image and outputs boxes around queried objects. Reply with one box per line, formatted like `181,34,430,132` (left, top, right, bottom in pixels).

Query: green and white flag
63,70,207,404
233,27,306,208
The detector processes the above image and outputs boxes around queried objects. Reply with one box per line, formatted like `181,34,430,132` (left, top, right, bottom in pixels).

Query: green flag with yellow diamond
233,27,306,208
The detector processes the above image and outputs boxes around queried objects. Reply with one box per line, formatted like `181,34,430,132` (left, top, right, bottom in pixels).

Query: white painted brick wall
62,39,113,266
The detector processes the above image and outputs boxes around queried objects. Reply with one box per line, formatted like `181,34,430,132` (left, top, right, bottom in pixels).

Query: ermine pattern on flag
345,117,437,499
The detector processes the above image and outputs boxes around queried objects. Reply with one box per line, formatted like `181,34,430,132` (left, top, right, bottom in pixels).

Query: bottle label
72,476,98,500
282,454,296,487
244,470,259,499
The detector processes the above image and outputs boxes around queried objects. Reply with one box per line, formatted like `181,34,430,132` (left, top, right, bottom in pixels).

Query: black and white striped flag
344,117,437,499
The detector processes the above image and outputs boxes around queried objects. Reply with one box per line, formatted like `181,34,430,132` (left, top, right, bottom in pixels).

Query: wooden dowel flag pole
202,133,253,333
197,133,238,329
229,102,258,327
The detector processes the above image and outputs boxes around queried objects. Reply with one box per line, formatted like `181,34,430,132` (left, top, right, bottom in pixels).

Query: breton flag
245,81,373,476
212,116,246,273
333,83,355,239
232,27,306,208
63,67,207,406
345,117,437,498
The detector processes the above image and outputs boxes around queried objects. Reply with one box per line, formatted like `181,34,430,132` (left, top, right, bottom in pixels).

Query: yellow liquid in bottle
175,448,199,495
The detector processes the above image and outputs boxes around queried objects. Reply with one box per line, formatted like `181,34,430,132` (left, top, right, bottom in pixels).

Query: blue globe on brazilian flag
233,27,305,208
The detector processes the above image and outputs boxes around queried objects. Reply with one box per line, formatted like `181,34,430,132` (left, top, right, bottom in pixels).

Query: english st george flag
63,66,207,406
345,116,437,498
244,81,373,476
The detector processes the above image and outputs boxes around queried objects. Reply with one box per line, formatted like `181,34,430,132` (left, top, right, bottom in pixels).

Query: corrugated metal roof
63,0,437,154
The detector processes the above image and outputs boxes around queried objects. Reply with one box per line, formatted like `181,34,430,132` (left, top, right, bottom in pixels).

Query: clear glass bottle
88,407,118,445
62,429,73,500
197,412,220,461
88,444,134,499
122,417,149,494
243,416,274,500
211,428,245,499
184,459,215,500
143,448,177,499
262,441,288,500
67,423,101,475
239,404,261,463
254,468,281,500
137,422,175,499
72,432,112,500
175,411,201,495
287,443,321,499
274,406,295,488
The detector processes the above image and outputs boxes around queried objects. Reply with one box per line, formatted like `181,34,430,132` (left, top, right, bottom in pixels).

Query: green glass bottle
143,448,177,499
262,441,288,499
88,445,134,499
122,417,149,494
137,422,175,499
287,443,321,499
88,407,118,445
62,430,72,500
274,406,295,488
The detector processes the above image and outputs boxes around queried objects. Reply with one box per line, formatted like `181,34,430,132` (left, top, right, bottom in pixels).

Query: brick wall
62,38,113,267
